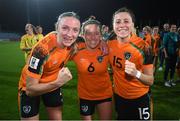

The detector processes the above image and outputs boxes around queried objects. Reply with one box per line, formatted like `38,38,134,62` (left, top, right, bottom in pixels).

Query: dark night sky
0,0,179,33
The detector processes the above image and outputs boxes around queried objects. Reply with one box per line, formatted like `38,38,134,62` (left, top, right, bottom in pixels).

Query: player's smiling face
113,12,134,40
57,16,80,47
83,24,101,50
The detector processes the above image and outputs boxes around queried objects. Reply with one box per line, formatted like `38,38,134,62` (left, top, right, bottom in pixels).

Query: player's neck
117,35,130,43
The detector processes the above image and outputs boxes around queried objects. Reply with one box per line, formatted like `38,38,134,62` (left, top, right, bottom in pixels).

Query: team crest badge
81,105,88,112
97,56,103,63
124,52,131,60
23,105,31,114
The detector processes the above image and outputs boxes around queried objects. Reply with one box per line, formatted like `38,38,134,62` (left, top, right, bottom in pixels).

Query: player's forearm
26,80,60,97
26,67,72,96
138,72,154,86
125,60,154,86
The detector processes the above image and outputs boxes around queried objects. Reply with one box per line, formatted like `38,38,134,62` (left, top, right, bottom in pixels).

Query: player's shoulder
38,31,57,46
107,39,117,45
31,32,57,59
30,43,48,60
21,34,28,40
130,35,146,49
42,31,57,42
130,34,144,42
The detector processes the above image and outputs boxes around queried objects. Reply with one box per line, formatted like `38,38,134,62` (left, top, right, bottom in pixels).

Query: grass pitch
0,41,180,120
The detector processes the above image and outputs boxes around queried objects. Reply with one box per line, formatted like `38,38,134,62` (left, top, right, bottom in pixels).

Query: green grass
0,41,180,120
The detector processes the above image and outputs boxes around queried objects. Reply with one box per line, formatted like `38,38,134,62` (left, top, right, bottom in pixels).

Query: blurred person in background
35,25,44,41
151,26,160,77
20,23,37,61
163,24,180,87
158,23,170,71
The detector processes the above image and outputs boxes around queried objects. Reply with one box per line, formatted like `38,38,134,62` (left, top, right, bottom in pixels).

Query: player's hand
56,67,72,86
125,60,137,77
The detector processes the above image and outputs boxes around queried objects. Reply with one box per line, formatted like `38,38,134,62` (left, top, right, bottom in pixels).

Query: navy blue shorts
19,88,63,118
114,93,151,120
79,97,112,116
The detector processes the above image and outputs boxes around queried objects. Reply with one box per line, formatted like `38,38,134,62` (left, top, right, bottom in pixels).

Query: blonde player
18,12,80,120
20,23,37,61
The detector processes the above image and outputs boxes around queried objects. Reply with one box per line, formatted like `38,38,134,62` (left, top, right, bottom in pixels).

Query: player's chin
89,44,98,49
62,40,75,47
119,34,129,39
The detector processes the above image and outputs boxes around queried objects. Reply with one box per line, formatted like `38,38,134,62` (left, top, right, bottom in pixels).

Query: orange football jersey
73,48,113,100
18,32,73,91
108,35,153,99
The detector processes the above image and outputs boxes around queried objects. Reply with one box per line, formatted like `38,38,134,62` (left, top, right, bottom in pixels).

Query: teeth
91,41,96,44
119,29,126,31
64,39,72,42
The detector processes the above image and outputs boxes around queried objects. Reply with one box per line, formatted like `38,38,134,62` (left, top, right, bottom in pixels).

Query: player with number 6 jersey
72,17,113,120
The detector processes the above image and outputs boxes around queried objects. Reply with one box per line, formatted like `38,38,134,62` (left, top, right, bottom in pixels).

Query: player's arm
139,64,154,85
125,60,154,86
26,39,73,96
26,67,72,96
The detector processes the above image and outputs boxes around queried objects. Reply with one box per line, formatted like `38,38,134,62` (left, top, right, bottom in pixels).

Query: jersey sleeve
27,42,49,79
